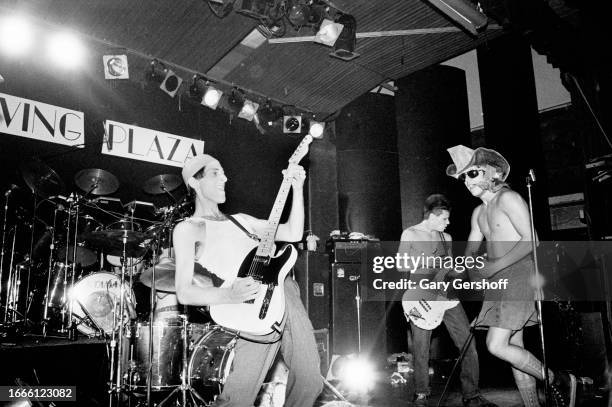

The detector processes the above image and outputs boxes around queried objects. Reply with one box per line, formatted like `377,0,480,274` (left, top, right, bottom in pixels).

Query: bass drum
70,272,136,336
188,327,238,404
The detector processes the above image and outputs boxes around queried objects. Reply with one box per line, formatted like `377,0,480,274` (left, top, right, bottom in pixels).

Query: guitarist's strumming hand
226,277,261,303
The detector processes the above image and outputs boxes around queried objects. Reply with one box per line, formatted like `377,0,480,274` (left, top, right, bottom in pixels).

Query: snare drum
188,326,238,404
70,272,136,336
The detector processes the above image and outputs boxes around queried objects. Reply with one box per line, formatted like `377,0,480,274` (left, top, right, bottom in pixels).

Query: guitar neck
256,177,292,258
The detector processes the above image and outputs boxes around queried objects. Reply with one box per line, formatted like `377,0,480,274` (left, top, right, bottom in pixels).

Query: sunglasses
458,169,485,182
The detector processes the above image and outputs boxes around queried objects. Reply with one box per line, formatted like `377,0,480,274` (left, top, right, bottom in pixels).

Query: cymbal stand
23,193,37,325
0,187,14,315
59,195,74,332
146,237,158,407
4,226,18,324
42,207,59,338
110,228,131,407
67,198,81,338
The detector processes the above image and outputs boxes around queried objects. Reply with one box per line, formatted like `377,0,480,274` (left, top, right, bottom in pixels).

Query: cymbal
57,245,97,267
143,174,182,195
139,259,213,293
80,230,148,257
74,169,119,195
20,159,65,198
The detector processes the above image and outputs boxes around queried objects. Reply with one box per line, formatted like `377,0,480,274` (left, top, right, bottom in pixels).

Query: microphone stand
526,169,550,406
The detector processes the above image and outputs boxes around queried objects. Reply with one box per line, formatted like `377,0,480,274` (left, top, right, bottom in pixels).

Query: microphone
528,169,536,182
4,184,19,196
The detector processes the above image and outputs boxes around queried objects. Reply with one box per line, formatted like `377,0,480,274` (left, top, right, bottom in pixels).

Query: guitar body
209,244,297,335
402,283,459,330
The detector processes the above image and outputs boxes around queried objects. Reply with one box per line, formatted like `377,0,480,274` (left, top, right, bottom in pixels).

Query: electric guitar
402,269,459,330
209,135,313,335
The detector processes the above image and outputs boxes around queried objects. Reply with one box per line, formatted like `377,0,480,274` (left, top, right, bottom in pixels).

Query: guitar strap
438,231,450,256
227,214,261,242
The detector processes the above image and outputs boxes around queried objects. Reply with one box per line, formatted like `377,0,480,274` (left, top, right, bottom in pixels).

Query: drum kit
0,159,241,406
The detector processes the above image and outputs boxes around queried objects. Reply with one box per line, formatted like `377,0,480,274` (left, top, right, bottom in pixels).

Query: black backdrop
0,46,304,225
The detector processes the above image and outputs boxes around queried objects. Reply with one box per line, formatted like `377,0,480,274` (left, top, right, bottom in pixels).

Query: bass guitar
402,269,459,330
209,135,312,335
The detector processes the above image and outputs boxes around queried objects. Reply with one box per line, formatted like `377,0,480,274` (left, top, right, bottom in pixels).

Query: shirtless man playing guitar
173,153,322,406
447,145,576,407
401,194,494,407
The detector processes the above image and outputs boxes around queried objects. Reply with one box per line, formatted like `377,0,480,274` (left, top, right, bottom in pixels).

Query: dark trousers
214,279,323,406
410,303,479,399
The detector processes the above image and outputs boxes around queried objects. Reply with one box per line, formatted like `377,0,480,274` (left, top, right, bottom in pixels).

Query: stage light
258,100,283,125
329,14,359,61
160,69,183,98
238,99,259,121
46,31,86,69
425,0,488,35
236,0,269,20
314,19,344,47
226,88,245,115
103,55,129,79
0,15,34,57
329,354,376,394
287,4,311,27
308,120,325,139
0,72,4,85
283,115,302,133
202,85,223,109
187,75,207,99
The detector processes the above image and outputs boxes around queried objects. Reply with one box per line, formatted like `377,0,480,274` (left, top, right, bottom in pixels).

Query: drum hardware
0,184,16,323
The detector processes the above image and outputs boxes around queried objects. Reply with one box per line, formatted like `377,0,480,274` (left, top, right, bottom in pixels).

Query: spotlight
0,15,34,57
236,0,270,20
329,14,359,61
314,19,344,47
202,85,223,109
103,55,129,79
283,115,302,133
47,31,86,69
226,88,245,115
187,75,207,99
308,120,325,139
328,354,376,394
238,99,259,121
287,4,311,28
258,100,283,125
160,69,183,98
426,0,488,35
0,73,4,85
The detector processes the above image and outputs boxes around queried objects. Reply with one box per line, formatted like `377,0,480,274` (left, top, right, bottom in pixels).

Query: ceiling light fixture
238,99,259,121
425,0,488,35
329,14,359,61
202,85,223,109
103,55,129,79
314,18,344,46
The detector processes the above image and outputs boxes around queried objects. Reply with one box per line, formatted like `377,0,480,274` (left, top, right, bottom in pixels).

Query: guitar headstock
288,135,313,165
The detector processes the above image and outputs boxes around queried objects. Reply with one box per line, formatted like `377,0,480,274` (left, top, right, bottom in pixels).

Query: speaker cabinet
330,263,387,361
293,251,330,330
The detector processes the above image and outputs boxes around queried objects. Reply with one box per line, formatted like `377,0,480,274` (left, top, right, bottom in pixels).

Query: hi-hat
139,259,213,292
143,174,182,195
20,158,65,198
75,169,119,195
